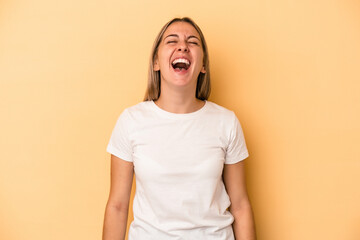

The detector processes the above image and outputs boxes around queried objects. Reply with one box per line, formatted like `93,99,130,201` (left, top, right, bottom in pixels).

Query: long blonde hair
143,17,211,101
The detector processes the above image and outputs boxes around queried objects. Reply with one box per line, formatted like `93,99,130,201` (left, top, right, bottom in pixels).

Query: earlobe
201,66,206,73
153,58,160,71
154,61,160,71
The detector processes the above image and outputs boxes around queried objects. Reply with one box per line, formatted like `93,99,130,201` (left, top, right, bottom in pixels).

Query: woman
102,17,256,240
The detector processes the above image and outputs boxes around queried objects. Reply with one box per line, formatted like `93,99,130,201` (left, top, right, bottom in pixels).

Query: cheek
196,49,204,61
196,52,205,67
158,49,172,64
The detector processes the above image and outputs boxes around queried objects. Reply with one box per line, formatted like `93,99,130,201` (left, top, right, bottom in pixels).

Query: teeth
172,58,190,66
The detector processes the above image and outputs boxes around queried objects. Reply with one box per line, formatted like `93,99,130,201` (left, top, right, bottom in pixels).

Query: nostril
177,46,188,52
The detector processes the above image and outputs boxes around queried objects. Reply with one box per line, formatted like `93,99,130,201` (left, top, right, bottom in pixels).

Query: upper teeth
172,58,190,66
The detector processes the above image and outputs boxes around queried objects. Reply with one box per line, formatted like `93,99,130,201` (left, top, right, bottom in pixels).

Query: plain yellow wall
1,0,359,239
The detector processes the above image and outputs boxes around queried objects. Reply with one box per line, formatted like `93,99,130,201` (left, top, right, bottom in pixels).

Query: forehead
163,21,201,39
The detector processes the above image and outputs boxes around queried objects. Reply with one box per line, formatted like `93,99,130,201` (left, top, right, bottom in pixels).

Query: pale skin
102,21,256,240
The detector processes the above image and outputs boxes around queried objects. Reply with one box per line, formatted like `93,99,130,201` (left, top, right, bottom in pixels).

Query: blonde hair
143,17,211,101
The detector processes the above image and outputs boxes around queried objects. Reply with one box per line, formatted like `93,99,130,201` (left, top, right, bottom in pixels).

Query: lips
171,57,191,71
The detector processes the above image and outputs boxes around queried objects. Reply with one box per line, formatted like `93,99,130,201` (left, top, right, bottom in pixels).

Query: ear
200,66,206,73
153,57,160,71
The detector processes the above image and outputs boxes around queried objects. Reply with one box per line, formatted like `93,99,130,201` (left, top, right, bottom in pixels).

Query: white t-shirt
107,100,249,240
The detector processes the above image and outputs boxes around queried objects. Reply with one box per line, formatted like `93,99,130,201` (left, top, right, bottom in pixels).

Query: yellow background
1,0,359,239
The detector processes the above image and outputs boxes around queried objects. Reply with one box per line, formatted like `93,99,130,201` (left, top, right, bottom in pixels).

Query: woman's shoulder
119,101,154,118
205,101,237,118
125,100,152,111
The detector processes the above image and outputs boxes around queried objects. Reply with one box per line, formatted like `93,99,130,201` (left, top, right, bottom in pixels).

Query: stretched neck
155,83,205,114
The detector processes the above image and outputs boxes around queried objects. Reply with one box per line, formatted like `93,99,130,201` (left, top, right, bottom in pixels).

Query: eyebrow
164,34,200,41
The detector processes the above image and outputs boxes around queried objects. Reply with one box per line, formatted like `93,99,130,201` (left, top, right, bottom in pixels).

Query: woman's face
154,21,206,89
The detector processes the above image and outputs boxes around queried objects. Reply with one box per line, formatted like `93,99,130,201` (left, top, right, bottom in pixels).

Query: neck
155,85,205,114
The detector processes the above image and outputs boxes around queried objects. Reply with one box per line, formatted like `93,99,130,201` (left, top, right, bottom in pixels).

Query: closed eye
188,42,199,45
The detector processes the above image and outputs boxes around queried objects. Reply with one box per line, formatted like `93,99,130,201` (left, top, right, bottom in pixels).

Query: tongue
173,62,188,70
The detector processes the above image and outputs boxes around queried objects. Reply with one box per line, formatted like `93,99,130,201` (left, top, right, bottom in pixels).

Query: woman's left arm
223,160,256,240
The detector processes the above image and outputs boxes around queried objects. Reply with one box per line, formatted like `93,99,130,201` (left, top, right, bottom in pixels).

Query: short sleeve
106,109,133,162
225,112,249,164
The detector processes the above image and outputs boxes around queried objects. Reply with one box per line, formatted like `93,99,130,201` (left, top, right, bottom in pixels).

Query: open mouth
171,58,191,71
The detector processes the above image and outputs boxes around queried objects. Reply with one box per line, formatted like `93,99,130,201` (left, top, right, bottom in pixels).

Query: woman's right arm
102,154,134,240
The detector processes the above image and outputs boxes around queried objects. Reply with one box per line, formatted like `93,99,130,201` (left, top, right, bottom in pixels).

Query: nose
177,41,189,52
